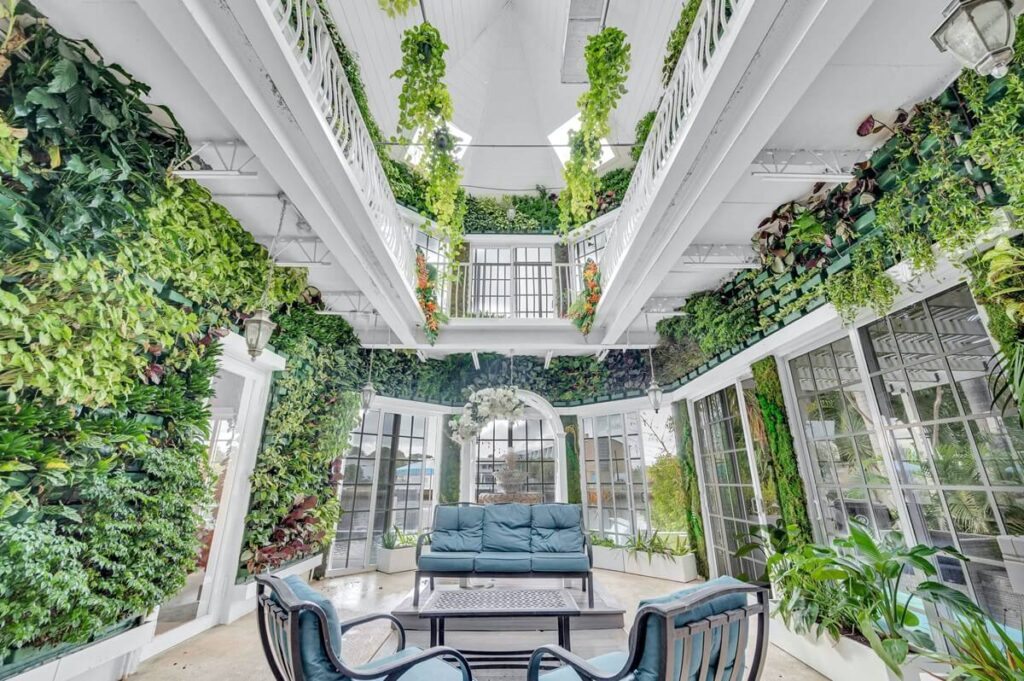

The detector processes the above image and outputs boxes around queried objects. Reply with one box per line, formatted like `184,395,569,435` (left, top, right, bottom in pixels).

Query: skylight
405,123,472,165
548,113,615,167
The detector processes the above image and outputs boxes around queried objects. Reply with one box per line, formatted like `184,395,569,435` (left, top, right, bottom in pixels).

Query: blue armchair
527,578,770,681
256,574,474,681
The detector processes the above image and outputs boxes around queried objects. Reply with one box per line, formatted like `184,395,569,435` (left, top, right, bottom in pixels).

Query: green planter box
764,322,781,335
757,288,774,303
777,291,798,307
761,303,778,317
753,270,770,286
868,138,899,173
938,88,961,110
826,253,852,275
783,310,803,325
918,133,942,159
854,208,877,233
773,272,793,289
800,272,824,294
876,168,900,191
805,295,827,311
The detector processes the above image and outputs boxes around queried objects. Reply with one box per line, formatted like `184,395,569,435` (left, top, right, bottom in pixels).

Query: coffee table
418,588,580,669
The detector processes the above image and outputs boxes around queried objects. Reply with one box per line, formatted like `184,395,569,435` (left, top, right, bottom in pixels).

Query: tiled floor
132,570,825,680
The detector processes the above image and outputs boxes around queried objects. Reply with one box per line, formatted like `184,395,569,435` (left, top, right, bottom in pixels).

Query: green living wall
0,7,359,661
672,399,707,578
561,415,582,505
749,357,813,543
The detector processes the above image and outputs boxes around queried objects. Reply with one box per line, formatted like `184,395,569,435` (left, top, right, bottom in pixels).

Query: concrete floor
132,569,825,680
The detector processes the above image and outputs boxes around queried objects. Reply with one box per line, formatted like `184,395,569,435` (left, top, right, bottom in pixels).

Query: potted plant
590,533,626,572
623,531,698,582
377,526,418,574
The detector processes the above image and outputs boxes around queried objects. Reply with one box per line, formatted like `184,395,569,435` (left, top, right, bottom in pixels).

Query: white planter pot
592,546,626,572
770,615,948,681
624,552,698,583
377,547,417,574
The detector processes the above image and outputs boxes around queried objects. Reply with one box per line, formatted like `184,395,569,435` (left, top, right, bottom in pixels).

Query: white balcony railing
265,0,416,290
438,262,583,320
600,0,742,287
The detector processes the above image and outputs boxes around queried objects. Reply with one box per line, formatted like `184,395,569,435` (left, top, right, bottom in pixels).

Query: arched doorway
459,390,568,503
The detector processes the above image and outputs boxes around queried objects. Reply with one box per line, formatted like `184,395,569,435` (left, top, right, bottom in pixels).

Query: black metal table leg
430,618,437,647
438,617,446,646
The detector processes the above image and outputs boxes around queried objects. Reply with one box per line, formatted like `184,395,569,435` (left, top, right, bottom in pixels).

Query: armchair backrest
624,578,770,681
256,574,348,681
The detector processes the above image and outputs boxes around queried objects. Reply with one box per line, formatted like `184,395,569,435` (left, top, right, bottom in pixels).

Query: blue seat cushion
541,651,630,681
432,506,484,552
356,646,466,681
531,552,590,572
482,503,532,552
635,577,749,681
418,551,476,572
531,504,585,553
474,551,532,572
281,575,343,681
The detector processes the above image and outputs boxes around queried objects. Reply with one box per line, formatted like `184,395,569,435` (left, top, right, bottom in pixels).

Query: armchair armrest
340,613,407,651
583,532,593,567
527,645,628,681
349,645,472,681
416,531,433,561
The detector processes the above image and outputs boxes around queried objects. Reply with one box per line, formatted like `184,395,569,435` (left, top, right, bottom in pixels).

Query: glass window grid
330,410,431,571
474,417,557,502
694,386,765,579
417,230,449,310
573,228,606,267
786,284,1024,624
582,412,652,545
469,246,555,318
789,338,898,541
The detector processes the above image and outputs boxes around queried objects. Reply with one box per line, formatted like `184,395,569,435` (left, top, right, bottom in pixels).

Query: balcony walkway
131,570,823,681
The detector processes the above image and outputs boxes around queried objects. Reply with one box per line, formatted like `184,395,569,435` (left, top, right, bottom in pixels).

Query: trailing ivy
240,301,361,576
672,399,707,578
378,0,417,18
657,291,755,358
392,22,465,263
560,27,631,231
632,111,655,162
750,357,813,543
824,235,898,324
661,0,702,87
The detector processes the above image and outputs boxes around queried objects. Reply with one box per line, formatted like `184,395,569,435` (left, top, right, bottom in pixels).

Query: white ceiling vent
560,0,609,84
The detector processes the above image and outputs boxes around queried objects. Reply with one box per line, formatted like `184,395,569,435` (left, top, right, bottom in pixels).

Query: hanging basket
448,387,525,444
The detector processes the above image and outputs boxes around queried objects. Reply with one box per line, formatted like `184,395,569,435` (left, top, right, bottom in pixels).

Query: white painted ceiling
327,0,683,195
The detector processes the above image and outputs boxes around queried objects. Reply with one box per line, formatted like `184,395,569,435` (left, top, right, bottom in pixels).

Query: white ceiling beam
595,349,610,363
749,147,864,183
596,0,878,345
544,350,553,370
172,139,260,180
471,351,480,370
674,244,759,272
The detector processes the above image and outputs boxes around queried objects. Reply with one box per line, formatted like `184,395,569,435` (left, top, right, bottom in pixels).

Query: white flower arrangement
449,386,526,444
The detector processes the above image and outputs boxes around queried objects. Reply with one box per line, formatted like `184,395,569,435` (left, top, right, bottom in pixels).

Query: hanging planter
449,386,526,444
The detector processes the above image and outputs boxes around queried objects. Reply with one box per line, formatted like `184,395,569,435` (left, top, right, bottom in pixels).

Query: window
329,410,434,571
582,412,650,544
694,386,764,579
862,285,1023,622
788,284,1024,624
573,227,606,268
466,246,555,318
475,417,557,502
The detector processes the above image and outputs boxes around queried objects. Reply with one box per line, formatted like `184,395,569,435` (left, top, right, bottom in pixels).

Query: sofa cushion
432,505,484,553
540,652,629,681
356,645,467,681
635,577,748,681
531,552,590,572
418,551,477,572
281,575,343,681
531,504,584,553
482,503,532,552
474,551,532,572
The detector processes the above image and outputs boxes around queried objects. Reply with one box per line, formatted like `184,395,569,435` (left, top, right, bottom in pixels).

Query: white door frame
141,333,284,659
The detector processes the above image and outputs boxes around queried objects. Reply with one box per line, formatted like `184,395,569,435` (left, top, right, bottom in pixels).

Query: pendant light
361,317,381,410
931,0,1017,78
647,346,663,413
244,195,287,360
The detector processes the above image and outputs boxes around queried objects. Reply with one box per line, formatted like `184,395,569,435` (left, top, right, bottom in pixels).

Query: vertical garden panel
672,399,708,578
562,415,583,505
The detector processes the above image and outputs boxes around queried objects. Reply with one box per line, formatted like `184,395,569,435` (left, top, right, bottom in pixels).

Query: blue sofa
414,502,593,607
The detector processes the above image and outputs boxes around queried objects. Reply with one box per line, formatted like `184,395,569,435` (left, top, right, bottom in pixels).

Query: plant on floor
392,22,464,264
240,301,361,576
590,533,618,549
625,530,682,562
568,259,601,335
416,250,446,344
559,27,631,230
661,0,702,86
381,525,417,550
750,357,813,542
825,235,898,324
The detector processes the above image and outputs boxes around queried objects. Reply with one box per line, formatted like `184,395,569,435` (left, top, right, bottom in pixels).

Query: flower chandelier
448,355,525,444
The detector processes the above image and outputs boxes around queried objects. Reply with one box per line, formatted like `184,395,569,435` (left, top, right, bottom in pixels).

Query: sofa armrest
583,532,593,567
416,531,433,561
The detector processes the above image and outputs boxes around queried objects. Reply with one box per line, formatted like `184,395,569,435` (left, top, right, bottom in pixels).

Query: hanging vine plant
392,22,465,265
378,0,417,18
415,250,445,344
559,27,631,232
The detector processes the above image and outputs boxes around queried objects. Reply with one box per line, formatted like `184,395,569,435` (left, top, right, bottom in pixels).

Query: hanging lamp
244,195,287,360
931,0,1016,78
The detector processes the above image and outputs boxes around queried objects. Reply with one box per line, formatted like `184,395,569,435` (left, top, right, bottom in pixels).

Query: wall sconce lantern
931,0,1017,78
243,309,277,360
361,347,376,411
646,347,663,413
